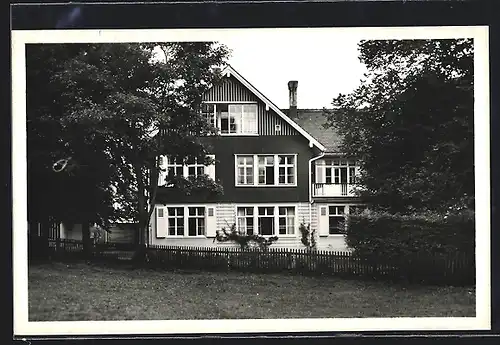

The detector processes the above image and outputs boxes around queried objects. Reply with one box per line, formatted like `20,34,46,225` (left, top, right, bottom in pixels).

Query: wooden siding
216,203,236,232
157,136,315,204
202,75,298,136
259,108,297,136
203,77,258,102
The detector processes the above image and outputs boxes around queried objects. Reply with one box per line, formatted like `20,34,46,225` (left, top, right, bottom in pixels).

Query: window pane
258,207,265,215
287,174,294,184
337,206,345,215
259,217,274,235
288,217,295,234
279,218,286,234
247,218,254,235
265,167,274,184
245,173,253,184
329,217,341,234
279,207,286,215
177,218,184,235
188,218,196,236
286,156,294,164
198,218,205,235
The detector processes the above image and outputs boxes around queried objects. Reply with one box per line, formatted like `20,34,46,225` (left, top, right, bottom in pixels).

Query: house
29,65,363,251
151,65,364,251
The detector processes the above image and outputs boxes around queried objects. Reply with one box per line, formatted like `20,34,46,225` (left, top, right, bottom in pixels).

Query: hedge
345,210,475,260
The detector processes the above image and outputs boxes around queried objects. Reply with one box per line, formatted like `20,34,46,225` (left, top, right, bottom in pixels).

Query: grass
28,261,475,321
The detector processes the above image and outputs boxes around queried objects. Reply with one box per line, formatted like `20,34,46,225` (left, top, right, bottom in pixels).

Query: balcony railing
312,183,356,197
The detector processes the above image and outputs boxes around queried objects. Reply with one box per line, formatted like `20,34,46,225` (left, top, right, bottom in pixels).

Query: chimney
288,80,298,119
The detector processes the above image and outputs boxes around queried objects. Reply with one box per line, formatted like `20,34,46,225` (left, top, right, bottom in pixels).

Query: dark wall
157,135,319,204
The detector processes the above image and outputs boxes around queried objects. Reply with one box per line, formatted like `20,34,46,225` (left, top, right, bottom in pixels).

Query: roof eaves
221,65,326,152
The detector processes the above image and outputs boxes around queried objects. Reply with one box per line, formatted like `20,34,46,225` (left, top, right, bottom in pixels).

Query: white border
12,26,490,336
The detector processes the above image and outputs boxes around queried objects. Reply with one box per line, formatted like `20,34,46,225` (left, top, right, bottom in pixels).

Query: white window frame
316,159,359,185
165,205,208,238
234,154,298,187
186,158,206,178
236,206,255,236
202,102,259,136
236,155,254,185
166,206,185,237
325,204,365,236
163,155,215,182
234,204,298,237
187,206,206,237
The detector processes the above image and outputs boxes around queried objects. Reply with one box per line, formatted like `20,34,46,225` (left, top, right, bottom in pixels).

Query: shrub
345,209,475,260
214,223,279,250
299,222,317,250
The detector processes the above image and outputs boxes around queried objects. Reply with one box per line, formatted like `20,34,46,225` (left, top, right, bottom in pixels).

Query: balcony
312,183,356,197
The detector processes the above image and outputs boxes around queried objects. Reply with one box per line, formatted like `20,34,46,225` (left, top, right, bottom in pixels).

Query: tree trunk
82,222,92,260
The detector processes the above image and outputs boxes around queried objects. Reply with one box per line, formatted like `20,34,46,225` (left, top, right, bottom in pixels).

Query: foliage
324,39,474,214
26,43,230,246
299,222,317,250
214,223,279,250
345,209,475,260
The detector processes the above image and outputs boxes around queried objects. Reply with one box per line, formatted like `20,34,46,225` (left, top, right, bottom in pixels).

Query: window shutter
205,206,217,237
318,206,329,237
205,154,216,180
156,206,167,238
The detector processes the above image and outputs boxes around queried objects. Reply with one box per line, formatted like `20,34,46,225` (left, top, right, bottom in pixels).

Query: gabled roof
220,65,326,151
289,109,343,154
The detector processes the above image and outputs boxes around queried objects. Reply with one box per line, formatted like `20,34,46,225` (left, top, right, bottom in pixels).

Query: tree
26,42,230,255
324,39,474,214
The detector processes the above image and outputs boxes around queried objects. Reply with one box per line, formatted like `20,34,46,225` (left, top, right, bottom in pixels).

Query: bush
345,209,475,260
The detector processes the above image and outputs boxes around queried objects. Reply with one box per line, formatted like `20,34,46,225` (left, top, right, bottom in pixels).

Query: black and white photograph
12,26,490,335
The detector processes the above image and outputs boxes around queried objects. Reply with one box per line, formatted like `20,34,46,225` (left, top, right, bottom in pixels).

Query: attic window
211,103,257,135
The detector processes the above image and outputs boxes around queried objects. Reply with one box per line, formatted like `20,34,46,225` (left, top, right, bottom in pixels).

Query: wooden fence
144,245,475,286
29,238,475,286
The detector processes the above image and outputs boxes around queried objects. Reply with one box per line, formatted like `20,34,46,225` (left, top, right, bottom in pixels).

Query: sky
213,33,368,110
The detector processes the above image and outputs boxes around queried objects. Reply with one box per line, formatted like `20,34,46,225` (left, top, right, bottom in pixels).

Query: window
188,207,205,236
166,206,207,237
258,207,275,236
236,205,297,236
316,159,358,185
163,155,215,181
167,158,184,177
258,156,275,185
237,156,254,185
167,207,184,236
237,207,254,235
202,103,216,127
203,103,257,135
328,206,346,234
235,154,297,186
278,207,295,235
278,155,295,184
186,158,205,178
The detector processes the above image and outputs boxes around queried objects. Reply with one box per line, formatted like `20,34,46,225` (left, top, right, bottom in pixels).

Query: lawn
28,261,475,321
